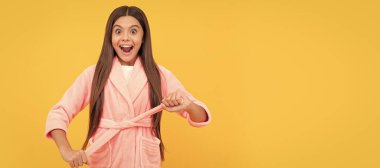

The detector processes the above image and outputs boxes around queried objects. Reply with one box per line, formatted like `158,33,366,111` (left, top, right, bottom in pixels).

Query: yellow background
0,0,379,167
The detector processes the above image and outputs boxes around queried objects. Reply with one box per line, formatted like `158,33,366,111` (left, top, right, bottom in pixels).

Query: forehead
113,16,142,28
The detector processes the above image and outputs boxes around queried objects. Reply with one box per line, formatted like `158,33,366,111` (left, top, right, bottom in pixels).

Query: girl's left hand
161,90,192,113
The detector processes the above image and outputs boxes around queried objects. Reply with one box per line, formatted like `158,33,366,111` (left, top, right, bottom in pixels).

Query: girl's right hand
59,148,88,168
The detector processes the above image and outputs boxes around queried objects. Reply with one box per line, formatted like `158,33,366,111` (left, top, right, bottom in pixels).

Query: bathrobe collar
109,56,148,104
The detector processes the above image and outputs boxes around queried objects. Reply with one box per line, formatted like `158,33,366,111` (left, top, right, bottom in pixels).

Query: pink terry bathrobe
45,56,211,168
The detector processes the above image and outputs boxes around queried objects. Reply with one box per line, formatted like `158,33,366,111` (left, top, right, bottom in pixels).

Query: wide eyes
114,28,138,35
131,28,137,35
115,29,121,34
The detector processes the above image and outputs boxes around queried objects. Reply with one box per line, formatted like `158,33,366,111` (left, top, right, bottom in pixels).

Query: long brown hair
81,6,165,160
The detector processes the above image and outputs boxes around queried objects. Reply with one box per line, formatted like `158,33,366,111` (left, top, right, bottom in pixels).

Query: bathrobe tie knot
85,104,164,157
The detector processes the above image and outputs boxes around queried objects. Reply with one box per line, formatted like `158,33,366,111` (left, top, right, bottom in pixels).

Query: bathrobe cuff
179,100,211,127
45,121,68,139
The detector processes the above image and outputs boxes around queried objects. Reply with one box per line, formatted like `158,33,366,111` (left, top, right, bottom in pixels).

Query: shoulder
77,64,96,79
157,64,175,80
83,64,96,75
85,64,96,72
157,64,171,74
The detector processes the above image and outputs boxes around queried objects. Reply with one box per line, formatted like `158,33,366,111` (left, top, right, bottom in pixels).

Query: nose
122,32,130,42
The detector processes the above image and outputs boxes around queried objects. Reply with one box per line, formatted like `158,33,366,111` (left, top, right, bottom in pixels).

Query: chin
117,54,137,65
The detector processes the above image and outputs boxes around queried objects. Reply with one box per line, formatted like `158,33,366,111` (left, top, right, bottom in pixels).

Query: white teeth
120,45,132,48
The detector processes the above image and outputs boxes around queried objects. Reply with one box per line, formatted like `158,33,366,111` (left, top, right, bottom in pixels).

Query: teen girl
45,6,211,168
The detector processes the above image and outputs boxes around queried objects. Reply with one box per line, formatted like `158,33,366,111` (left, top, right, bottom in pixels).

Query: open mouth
120,45,134,54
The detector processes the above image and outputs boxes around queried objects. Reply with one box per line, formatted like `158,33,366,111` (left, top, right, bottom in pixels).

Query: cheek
136,41,143,52
111,36,119,49
134,36,144,47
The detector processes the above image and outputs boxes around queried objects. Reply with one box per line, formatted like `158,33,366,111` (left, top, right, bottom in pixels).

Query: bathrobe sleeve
44,65,95,139
159,66,211,127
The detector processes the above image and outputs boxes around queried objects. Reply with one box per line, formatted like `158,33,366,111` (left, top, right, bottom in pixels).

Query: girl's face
112,16,144,66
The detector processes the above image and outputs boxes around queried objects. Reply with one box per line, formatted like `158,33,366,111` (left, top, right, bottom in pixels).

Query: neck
117,56,138,66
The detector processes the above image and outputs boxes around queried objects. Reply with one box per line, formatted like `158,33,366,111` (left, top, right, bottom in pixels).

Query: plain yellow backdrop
0,0,379,167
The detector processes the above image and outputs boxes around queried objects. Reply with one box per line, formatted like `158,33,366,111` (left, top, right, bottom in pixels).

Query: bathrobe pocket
140,136,161,168
88,137,112,168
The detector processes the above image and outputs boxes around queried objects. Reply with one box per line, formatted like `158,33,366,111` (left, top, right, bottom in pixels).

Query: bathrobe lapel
109,56,148,107
126,57,148,104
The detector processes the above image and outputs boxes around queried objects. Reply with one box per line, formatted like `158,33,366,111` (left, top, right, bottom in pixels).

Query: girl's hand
162,90,192,113
59,147,88,168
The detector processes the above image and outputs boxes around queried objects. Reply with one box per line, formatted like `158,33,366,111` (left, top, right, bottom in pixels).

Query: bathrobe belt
85,104,164,157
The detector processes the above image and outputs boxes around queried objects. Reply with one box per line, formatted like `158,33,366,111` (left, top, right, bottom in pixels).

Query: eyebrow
112,24,140,29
